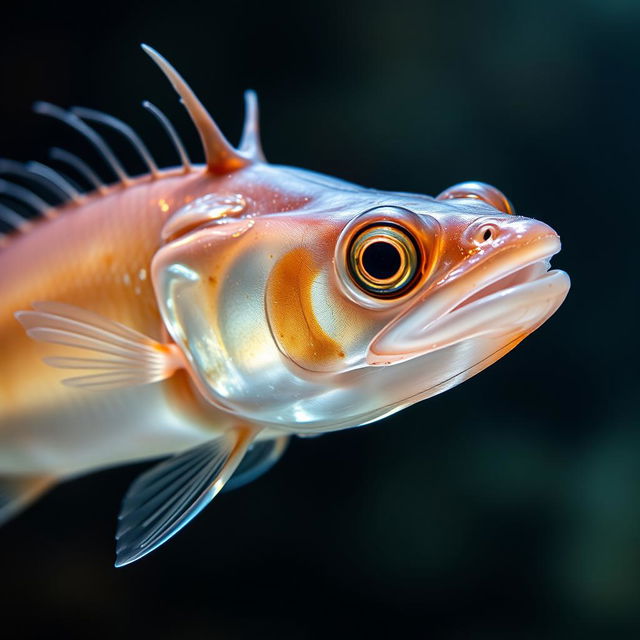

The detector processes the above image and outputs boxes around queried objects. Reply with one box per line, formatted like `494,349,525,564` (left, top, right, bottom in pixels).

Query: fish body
0,171,232,477
0,46,570,565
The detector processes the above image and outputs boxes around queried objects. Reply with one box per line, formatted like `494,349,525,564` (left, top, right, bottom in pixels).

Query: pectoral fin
15,301,183,390
115,426,257,567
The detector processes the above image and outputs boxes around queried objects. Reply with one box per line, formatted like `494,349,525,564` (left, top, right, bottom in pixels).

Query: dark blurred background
0,0,638,638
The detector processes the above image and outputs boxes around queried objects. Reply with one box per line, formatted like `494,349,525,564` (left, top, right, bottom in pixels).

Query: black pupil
362,241,402,280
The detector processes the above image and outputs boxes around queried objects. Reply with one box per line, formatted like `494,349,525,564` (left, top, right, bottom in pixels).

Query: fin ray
141,44,249,174
0,178,51,215
0,202,32,232
49,147,108,194
238,90,266,162
115,427,257,566
71,106,160,178
118,447,214,540
26,160,83,202
33,101,131,184
142,100,192,172
0,159,72,204
116,446,214,537
15,301,183,390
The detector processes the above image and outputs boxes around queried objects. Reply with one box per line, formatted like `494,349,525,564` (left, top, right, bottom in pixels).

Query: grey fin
115,426,257,567
0,474,55,525
224,435,289,492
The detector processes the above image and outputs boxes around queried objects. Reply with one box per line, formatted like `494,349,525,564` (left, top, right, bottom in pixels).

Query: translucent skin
0,169,233,476
0,159,569,478
153,164,569,434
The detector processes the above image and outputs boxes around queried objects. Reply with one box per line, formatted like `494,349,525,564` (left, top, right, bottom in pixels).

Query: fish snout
366,213,567,365
460,215,560,254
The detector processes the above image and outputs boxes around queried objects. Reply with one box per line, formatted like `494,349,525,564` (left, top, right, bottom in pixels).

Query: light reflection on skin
0,45,570,566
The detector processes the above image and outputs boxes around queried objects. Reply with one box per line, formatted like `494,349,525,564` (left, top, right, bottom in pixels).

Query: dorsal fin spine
71,107,160,178
33,102,131,185
239,90,266,163
141,44,249,175
25,161,83,203
49,148,108,195
142,101,192,173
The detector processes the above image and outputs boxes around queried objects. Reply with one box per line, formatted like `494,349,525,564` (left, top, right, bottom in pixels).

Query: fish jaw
367,220,570,365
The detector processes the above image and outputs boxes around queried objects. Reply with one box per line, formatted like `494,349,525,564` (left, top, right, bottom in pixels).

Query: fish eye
347,224,420,297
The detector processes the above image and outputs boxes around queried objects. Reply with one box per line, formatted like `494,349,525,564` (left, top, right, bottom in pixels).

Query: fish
0,45,570,566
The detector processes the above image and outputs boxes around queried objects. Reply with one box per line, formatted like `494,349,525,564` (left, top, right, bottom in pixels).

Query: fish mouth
367,234,570,365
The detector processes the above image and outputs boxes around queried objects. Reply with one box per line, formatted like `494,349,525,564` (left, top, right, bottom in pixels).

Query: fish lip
367,233,570,364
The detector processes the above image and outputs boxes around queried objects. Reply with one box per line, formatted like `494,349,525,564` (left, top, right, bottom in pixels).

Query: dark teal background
0,1,638,637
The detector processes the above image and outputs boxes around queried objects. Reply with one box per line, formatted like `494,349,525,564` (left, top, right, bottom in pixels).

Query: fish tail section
0,474,56,526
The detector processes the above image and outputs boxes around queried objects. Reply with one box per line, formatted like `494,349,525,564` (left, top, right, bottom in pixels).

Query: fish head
152,174,569,430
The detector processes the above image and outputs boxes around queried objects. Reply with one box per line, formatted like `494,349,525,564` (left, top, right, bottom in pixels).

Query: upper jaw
367,232,570,365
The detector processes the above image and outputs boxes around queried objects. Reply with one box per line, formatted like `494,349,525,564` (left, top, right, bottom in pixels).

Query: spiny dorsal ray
142,44,250,174
239,90,266,162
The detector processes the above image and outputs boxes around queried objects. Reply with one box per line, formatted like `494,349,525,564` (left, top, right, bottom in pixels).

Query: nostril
475,223,498,244
464,221,501,247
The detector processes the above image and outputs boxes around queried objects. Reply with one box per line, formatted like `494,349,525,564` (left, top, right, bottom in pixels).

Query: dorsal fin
141,44,250,175
238,90,266,162
0,46,263,252
142,101,192,173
